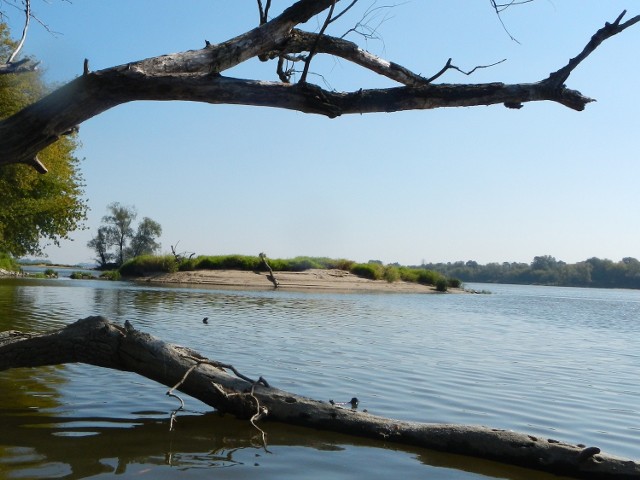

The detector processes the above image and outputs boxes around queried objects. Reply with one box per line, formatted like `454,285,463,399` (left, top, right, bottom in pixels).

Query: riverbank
0,268,23,277
137,268,463,294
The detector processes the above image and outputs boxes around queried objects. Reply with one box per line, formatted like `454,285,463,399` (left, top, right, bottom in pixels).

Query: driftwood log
0,316,638,479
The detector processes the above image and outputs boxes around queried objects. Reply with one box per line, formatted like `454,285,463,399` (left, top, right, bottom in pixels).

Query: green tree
86,226,114,269
531,255,558,271
88,203,161,267
101,203,136,267
0,22,87,257
127,217,162,259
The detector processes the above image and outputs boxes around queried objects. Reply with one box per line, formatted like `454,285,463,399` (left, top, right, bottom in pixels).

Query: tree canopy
87,202,162,268
425,255,640,289
0,22,86,257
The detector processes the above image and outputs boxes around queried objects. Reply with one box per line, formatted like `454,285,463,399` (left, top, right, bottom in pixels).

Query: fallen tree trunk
0,317,638,479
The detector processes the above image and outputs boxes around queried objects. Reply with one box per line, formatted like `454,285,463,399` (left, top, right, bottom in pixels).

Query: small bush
70,271,94,280
332,258,355,271
398,267,420,283
44,268,58,278
435,278,448,292
383,266,400,283
448,278,462,289
100,270,121,281
417,269,440,286
178,258,197,271
350,262,384,280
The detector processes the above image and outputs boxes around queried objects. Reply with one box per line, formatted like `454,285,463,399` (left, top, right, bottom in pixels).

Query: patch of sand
137,269,460,294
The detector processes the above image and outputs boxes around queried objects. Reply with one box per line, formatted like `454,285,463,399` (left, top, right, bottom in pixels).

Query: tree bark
0,4,637,171
1,317,638,479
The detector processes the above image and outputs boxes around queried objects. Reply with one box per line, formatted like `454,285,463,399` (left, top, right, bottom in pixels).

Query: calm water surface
0,277,638,479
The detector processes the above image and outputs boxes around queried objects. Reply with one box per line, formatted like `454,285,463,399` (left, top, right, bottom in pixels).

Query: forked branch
545,10,640,88
0,3,637,172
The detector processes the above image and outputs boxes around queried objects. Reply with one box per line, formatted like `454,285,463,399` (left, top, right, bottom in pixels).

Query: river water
0,276,638,479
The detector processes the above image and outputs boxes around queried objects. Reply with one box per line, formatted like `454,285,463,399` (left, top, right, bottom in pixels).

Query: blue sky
7,1,640,266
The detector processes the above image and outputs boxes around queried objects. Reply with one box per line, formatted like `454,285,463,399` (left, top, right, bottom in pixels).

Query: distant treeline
422,255,640,289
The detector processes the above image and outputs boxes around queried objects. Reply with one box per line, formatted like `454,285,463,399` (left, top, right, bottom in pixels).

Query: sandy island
137,268,463,294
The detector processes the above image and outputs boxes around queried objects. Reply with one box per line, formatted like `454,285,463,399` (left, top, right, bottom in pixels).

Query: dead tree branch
544,10,640,88
329,0,359,25
0,0,39,74
299,0,335,84
0,4,637,172
0,317,638,479
257,0,272,25
6,0,30,64
259,252,279,288
339,1,397,42
490,0,534,43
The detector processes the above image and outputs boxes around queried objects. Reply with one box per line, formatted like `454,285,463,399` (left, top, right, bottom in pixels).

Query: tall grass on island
119,254,461,291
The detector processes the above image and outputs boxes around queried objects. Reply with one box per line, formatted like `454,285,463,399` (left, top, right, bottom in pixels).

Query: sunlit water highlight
0,277,638,478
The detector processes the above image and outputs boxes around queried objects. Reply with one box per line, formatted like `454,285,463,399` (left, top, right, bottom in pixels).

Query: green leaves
0,22,87,257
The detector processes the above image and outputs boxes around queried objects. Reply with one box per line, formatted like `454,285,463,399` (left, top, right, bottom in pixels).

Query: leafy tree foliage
86,226,113,268
101,203,136,267
88,203,162,268
0,22,87,257
425,256,640,289
127,217,162,259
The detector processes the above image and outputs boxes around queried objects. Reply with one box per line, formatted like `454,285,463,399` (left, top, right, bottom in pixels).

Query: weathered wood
0,5,637,170
259,252,279,288
0,317,638,479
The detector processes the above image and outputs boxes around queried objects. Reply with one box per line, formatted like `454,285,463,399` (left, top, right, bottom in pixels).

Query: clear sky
6,1,640,266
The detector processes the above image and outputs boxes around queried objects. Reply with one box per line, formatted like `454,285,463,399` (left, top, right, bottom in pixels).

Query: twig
489,0,534,43
257,0,272,25
213,381,270,451
425,58,506,83
6,0,30,64
181,352,270,388
339,1,402,43
165,363,199,430
300,0,336,83
248,383,270,451
329,0,359,25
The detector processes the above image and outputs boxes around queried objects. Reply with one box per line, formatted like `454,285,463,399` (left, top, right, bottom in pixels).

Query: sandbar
137,268,461,294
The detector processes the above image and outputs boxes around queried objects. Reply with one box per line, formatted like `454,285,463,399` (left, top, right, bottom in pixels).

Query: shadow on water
0,409,574,480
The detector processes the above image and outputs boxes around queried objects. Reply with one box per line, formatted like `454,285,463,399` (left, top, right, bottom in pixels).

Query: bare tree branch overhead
0,1,637,175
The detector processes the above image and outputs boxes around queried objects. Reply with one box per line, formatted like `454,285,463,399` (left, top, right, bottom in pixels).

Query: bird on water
202,317,209,324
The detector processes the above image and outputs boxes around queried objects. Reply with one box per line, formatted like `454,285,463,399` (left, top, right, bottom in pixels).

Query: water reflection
0,409,574,480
